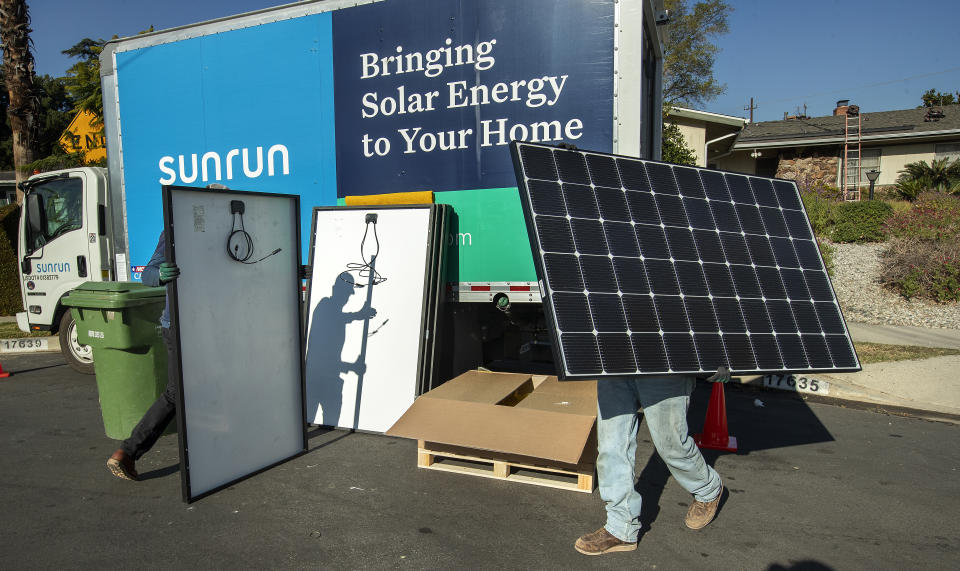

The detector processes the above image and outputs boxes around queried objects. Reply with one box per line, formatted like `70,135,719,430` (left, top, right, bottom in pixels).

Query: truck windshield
26,177,84,252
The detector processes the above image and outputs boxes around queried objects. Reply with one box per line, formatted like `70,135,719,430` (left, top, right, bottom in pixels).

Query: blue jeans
597,376,722,542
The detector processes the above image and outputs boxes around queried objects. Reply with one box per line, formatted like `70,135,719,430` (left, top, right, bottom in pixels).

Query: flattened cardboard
421,371,532,404
386,370,599,465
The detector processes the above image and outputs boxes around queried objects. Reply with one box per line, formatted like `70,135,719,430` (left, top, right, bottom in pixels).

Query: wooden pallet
417,440,595,493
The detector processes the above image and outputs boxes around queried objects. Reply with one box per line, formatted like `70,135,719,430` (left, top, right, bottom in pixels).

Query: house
0,171,17,206
714,101,960,194
664,106,746,167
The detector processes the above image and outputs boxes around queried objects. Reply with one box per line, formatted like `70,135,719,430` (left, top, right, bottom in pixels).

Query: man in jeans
575,375,725,555
106,232,179,480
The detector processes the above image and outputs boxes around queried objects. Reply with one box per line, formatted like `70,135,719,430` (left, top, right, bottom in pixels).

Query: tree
894,157,960,200
0,0,40,194
660,0,732,107
919,88,959,108
661,122,697,165
62,37,107,120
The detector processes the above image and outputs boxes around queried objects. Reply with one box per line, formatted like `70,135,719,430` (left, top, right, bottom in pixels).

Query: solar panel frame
511,141,862,380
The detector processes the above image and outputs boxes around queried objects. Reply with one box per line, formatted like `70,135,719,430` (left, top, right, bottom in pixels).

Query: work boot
574,527,637,556
106,449,138,481
684,486,724,529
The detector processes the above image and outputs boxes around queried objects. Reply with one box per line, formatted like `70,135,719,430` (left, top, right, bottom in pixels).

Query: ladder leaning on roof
842,107,862,201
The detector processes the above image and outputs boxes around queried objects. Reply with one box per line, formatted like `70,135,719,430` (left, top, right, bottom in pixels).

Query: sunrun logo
158,145,290,185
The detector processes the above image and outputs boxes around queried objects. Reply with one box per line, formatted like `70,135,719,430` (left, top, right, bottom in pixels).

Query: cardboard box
386,370,598,467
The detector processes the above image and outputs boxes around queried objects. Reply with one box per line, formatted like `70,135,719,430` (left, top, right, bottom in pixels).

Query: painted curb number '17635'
763,374,830,396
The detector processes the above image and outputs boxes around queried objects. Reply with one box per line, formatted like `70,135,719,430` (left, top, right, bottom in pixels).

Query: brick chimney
834,99,850,116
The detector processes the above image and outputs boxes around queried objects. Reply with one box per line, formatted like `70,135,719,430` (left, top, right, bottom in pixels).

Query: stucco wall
714,151,755,175
669,117,707,166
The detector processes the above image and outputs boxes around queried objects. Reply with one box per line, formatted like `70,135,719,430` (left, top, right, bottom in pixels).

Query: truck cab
17,167,113,372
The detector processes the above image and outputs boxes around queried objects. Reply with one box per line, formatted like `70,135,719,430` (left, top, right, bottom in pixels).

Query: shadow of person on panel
305,272,376,428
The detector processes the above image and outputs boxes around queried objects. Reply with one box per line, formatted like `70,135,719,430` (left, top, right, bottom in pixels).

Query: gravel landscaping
830,242,960,330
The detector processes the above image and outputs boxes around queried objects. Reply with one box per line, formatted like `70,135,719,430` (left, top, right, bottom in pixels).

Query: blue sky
26,0,960,123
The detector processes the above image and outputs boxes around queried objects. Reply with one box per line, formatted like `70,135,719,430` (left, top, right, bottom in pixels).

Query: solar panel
510,141,861,380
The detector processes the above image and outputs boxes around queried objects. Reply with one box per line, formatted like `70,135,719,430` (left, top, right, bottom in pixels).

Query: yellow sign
59,110,106,163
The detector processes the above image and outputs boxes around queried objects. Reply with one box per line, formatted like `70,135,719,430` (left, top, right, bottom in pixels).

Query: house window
860,149,881,185
935,143,960,163
840,148,882,187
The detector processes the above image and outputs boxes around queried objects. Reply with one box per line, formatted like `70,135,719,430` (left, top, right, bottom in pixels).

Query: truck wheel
60,311,95,375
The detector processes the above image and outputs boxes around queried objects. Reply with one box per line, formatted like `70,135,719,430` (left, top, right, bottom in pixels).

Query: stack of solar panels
510,141,860,380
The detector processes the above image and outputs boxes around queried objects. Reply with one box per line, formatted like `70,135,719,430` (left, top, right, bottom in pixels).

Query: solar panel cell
683,198,715,230
555,149,590,184
725,174,756,204
625,191,662,225
664,333,700,371
700,170,732,202
735,203,766,234
645,162,680,195
632,334,669,371
713,297,747,332
552,292,593,331
702,263,736,297
536,215,575,253
564,183,600,219
528,180,567,217
655,194,689,227
598,334,638,373
614,258,650,294
729,264,763,298
586,154,622,188
693,229,726,263
673,166,706,199
571,218,609,255
596,187,632,222
622,294,659,332
710,201,742,233
579,255,618,291
749,177,780,208
654,296,690,332
590,293,628,332
719,233,752,265
645,259,682,295
604,222,641,257
635,224,671,259
674,261,710,296
544,253,584,292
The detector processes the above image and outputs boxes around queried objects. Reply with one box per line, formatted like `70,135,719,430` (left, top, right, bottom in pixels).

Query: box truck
17,0,664,373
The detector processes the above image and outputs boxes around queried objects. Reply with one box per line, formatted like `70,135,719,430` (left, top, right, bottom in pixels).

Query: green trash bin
63,282,169,440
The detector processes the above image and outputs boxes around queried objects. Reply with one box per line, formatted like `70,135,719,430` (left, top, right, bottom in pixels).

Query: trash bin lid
63,281,167,309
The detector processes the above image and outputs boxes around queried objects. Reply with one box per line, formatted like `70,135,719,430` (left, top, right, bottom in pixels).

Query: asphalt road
1,352,957,570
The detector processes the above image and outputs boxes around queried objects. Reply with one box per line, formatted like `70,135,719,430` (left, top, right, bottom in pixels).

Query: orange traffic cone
694,382,737,452
0,360,10,379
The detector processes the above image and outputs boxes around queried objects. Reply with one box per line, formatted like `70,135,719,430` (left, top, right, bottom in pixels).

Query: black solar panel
510,141,861,380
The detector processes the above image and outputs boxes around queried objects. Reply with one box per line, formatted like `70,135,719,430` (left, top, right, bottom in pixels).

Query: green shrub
800,191,836,237
830,200,893,242
0,204,23,316
880,237,960,303
883,192,960,242
817,238,835,276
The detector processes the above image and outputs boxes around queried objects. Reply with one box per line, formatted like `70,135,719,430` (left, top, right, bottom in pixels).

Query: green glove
158,262,180,284
707,366,732,383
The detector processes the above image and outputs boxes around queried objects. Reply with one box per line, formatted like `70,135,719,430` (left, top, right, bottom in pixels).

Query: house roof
732,104,960,149
669,106,747,127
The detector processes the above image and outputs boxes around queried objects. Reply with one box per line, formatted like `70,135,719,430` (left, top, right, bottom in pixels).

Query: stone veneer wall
774,149,840,189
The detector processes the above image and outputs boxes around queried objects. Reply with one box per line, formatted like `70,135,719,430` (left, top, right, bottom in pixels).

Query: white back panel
167,187,304,500
305,207,432,432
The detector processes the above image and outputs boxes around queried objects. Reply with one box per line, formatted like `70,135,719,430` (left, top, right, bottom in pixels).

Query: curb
0,336,60,355
733,375,960,425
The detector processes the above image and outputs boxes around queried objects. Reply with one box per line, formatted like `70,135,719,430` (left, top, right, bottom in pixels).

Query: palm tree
894,157,960,199
0,0,40,200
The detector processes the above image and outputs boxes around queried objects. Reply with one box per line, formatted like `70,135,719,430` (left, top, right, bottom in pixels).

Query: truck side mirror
21,257,32,275
26,193,45,234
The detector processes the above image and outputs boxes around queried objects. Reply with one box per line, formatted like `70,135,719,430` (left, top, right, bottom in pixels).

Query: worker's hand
360,306,377,319
159,262,180,284
706,366,732,383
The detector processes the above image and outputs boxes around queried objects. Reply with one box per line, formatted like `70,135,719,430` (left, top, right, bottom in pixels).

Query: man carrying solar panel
575,368,728,555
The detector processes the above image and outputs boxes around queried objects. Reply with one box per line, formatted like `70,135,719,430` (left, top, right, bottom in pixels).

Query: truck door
18,172,97,371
